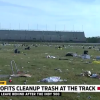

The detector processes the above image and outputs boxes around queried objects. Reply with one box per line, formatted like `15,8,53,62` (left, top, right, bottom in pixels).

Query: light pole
37,24,38,30
73,25,74,31
55,25,56,31
64,25,65,31
19,23,20,30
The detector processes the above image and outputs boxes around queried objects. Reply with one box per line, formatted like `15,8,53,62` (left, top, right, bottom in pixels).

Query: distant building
0,30,86,42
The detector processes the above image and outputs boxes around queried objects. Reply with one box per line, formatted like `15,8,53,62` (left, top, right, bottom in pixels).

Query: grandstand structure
0,30,86,42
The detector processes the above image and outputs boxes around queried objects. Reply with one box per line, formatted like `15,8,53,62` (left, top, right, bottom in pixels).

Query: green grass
0,43,100,100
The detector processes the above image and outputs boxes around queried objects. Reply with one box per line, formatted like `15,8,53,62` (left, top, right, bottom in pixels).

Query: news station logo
0,81,6,85
0,83,100,96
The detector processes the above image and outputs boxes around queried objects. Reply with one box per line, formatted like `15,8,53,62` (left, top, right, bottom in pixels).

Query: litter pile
80,50,90,59
38,76,67,82
79,71,100,79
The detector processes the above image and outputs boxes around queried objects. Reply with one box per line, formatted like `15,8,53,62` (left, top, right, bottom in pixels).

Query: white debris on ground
38,76,67,83
47,55,56,58
54,68,62,72
81,54,90,59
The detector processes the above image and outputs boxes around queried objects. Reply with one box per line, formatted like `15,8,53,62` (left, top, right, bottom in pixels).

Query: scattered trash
66,52,77,57
88,46,92,49
93,61,100,64
96,56,100,60
66,52,74,57
78,71,92,77
47,55,56,58
10,60,31,77
9,77,12,82
90,74,98,78
14,49,20,54
81,54,90,59
88,96,91,99
84,50,88,54
25,46,30,50
39,76,67,83
54,69,62,72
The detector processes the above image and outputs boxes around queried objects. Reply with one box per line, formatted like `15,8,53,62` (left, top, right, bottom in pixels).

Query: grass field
0,42,100,100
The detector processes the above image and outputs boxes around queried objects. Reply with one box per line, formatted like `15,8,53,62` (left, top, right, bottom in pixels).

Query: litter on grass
10,60,31,77
93,61,100,64
66,52,77,57
81,54,90,59
78,71,100,79
54,68,62,72
47,55,56,58
38,76,67,82
96,56,100,60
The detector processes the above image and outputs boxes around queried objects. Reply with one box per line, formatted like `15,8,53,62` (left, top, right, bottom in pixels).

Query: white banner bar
0,85,100,92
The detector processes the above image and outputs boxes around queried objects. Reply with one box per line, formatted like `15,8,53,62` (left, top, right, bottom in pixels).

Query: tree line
86,37,100,43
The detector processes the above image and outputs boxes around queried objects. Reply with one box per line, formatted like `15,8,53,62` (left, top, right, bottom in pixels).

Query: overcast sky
0,0,100,37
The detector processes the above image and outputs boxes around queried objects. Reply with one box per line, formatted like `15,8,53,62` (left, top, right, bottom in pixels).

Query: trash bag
66,53,73,56
90,74,98,78
14,49,18,53
84,50,88,54
88,46,92,49
25,46,30,50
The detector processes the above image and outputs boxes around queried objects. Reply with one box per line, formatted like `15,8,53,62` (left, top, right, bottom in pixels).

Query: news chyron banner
0,83,100,96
